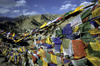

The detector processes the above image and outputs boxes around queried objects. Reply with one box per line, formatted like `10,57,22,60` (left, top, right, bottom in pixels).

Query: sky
0,0,93,17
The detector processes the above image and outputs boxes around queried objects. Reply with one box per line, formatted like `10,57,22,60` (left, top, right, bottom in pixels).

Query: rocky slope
0,14,61,33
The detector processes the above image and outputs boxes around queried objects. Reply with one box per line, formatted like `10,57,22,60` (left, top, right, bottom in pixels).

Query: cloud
63,1,71,4
80,1,88,6
22,9,39,15
0,0,27,8
60,4,76,10
12,10,20,13
23,11,39,15
15,0,26,7
34,4,38,7
22,9,28,13
0,8,10,14
71,7,75,10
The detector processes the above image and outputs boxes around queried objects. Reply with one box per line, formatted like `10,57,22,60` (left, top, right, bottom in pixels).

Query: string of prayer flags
0,0,100,66
40,22,47,29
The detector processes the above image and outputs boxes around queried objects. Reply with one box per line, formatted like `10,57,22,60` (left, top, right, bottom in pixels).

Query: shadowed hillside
0,14,61,33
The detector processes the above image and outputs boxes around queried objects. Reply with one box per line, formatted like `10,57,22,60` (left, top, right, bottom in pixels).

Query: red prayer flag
72,40,86,58
32,55,37,63
36,39,45,44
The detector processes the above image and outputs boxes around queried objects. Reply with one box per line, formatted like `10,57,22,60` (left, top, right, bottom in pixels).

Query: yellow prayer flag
17,56,19,64
88,29,100,34
70,5,84,14
29,35,32,37
51,54,57,64
14,40,17,43
38,48,45,57
12,55,15,62
22,62,24,66
86,56,100,66
75,5,84,11
15,52,18,55
64,62,70,66
25,33,29,36
58,64,62,66
46,37,52,45
40,22,47,29
9,56,12,61
12,33,15,37
35,64,37,65
96,41,100,48
98,34,100,37
40,57,43,61
17,38,23,42
60,44,63,53
0,39,2,41
98,0,100,4
17,40,20,42
22,47,26,52
43,60,48,66
3,49,7,55
1,31,4,34
73,25,79,33
86,45,100,66
19,48,22,52
92,7,100,25
90,42,100,51
85,48,92,57
74,56,81,59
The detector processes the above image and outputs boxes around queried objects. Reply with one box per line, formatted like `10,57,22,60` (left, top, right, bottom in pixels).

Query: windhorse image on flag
0,0,100,66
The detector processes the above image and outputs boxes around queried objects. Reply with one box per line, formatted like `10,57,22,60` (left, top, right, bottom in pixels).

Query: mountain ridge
0,14,61,33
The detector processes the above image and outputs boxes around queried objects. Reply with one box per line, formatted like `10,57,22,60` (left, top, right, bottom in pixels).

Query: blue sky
0,0,93,17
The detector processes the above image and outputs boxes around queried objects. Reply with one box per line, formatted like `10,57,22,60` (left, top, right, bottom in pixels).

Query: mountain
0,17,14,22
14,15,26,19
0,15,26,22
0,14,61,33
14,14,61,32
43,13,61,20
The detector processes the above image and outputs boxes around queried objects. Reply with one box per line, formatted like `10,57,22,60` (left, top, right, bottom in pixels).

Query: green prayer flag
56,29,62,37
45,52,51,62
71,58,88,66
62,39,70,49
81,32,95,43
37,59,43,66
81,32,93,39
79,22,91,32
88,15,93,20
56,28,65,38
62,11,73,18
81,8,91,20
